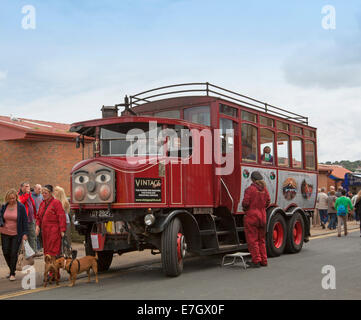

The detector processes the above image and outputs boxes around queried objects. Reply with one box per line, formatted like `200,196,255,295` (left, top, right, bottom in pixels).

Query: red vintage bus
70,83,317,276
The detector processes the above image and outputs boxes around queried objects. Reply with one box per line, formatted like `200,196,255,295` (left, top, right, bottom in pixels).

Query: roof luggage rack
129,82,308,125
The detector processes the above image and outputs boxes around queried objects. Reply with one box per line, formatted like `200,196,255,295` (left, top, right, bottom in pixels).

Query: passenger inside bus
242,143,256,161
261,146,274,164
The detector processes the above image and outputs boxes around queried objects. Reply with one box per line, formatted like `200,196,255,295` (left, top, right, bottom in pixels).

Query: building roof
318,164,352,180
0,115,82,142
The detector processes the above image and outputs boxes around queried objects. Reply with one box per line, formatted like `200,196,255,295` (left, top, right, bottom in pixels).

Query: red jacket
242,182,271,226
18,191,37,220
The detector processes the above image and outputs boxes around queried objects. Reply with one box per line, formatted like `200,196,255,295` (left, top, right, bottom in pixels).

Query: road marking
0,270,125,300
0,261,161,300
310,228,358,240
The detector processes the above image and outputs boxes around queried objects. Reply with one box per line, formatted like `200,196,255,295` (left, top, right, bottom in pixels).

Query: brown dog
56,254,98,287
43,255,61,287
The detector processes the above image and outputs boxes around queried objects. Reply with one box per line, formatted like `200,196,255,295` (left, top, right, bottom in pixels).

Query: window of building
184,106,210,126
220,104,238,118
276,121,289,131
292,137,303,169
305,140,316,170
304,129,315,138
220,118,234,154
260,116,274,127
241,124,257,162
291,126,303,135
260,128,274,165
154,110,181,119
277,133,290,167
241,111,257,123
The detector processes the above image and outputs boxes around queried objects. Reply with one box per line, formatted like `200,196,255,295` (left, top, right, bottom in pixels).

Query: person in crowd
261,146,273,164
316,187,328,229
335,189,353,237
0,189,28,281
328,186,335,196
53,186,72,248
32,184,43,255
327,190,337,230
313,188,321,226
18,182,37,254
335,187,343,198
242,171,270,268
35,185,66,259
354,190,361,236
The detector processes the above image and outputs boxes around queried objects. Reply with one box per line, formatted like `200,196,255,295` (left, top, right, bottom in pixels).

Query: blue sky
0,0,361,161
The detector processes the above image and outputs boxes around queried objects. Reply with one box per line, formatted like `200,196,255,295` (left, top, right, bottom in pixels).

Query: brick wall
0,139,92,200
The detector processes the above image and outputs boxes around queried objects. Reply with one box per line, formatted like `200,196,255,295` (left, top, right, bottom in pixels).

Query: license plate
89,210,113,218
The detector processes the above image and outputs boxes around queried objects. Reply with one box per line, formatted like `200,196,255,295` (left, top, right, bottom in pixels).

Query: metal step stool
221,252,251,269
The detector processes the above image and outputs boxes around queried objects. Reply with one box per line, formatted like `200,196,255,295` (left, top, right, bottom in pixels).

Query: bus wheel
97,251,114,272
161,217,186,277
285,212,304,253
266,214,287,257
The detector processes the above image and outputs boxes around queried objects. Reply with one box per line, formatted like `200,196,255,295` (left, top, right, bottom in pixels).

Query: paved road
2,230,361,300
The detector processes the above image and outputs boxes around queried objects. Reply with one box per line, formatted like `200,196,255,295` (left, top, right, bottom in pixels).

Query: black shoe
246,261,261,268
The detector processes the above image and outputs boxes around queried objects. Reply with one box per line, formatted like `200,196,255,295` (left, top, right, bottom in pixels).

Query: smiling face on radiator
72,163,115,204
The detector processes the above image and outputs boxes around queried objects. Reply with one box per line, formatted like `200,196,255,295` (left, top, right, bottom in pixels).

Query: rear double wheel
161,217,187,277
266,214,287,257
285,212,305,253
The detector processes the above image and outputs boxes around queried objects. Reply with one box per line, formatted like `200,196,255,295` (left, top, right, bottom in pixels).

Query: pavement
0,220,359,296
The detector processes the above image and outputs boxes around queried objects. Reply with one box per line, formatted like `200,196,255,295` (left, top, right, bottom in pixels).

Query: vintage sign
134,178,162,202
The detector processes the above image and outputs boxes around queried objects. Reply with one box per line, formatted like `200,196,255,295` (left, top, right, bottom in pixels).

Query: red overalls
242,183,270,265
36,197,66,257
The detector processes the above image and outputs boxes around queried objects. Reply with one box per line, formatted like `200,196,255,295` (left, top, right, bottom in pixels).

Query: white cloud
0,71,7,81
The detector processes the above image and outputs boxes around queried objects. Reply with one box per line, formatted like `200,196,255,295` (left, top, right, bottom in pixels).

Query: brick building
0,116,92,199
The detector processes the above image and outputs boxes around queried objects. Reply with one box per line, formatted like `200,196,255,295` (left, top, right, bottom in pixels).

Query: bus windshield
100,122,162,156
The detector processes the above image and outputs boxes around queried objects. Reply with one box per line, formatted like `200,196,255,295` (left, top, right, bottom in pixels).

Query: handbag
16,243,34,271
23,239,35,259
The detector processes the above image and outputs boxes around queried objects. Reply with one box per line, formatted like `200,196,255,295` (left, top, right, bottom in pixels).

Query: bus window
260,116,274,127
291,125,303,135
164,125,192,158
220,118,234,154
100,123,162,156
292,137,303,168
305,140,316,170
242,124,257,162
154,110,181,119
260,128,274,165
277,133,289,167
277,121,289,131
184,106,210,126
241,111,257,123
304,129,315,138
220,104,238,118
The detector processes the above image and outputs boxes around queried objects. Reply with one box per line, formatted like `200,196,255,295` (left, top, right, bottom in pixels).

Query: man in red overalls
242,171,270,268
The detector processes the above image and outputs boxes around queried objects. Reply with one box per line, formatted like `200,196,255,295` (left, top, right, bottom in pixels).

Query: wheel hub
177,233,187,261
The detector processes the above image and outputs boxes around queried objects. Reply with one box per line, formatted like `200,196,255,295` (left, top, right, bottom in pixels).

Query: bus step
200,248,218,255
200,229,216,236
218,244,239,251
216,230,232,236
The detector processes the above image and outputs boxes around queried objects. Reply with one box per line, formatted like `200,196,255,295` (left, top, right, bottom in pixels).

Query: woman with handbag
0,189,28,281
35,185,66,258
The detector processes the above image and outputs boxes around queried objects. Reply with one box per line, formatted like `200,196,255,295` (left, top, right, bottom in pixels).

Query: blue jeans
319,209,328,225
328,213,337,229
